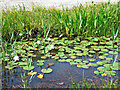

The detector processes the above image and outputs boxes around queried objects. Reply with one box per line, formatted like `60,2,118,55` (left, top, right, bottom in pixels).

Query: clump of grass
1,1,119,43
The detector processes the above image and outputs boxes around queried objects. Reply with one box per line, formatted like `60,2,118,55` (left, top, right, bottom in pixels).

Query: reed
1,2,119,42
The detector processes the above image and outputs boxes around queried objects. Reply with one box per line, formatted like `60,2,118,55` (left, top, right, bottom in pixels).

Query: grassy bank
1,1,119,43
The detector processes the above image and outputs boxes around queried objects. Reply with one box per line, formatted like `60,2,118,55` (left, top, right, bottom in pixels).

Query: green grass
1,2,120,43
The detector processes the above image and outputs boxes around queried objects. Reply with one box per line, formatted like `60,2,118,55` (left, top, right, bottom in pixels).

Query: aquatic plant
41,68,53,73
2,2,119,43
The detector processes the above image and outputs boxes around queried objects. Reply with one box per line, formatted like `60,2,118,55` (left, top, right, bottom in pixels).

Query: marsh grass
1,1,119,43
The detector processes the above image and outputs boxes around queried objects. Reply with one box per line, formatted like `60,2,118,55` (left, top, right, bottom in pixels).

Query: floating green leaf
5,65,15,69
58,59,66,62
41,68,53,73
76,53,83,56
96,61,104,65
18,62,27,66
111,62,120,70
82,65,89,69
109,51,118,54
69,61,78,65
99,56,106,59
70,56,76,59
60,56,67,59
89,58,96,61
97,67,104,71
66,59,73,62
37,60,45,63
105,71,116,76
41,56,47,59
74,59,82,62
37,62,44,66
23,66,34,70
101,49,109,52
94,71,100,75
89,51,95,54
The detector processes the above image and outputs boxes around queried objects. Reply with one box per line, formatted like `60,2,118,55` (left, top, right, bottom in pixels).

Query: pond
2,36,120,88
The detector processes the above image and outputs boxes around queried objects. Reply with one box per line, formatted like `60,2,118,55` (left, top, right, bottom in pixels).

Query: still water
2,52,120,88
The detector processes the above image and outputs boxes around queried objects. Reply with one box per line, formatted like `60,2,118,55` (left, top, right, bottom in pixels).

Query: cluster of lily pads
2,35,120,78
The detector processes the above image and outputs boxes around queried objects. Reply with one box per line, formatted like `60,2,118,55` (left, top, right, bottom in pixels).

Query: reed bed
1,2,119,43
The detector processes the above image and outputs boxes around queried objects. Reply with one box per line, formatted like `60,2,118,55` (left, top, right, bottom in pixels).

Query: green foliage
1,2,119,43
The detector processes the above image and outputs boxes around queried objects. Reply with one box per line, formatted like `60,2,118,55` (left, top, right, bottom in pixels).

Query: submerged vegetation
1,1,120,88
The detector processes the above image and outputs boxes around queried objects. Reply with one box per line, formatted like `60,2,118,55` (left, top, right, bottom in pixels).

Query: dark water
2,52,120,88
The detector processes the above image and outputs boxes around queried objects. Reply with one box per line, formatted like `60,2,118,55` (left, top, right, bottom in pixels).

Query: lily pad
66,59,73,62
98,56,106,60
105,71,116,76
96,61,104,65
74,59,82,62
94,71,100,75
23,66,34,70
99,42,105,45
102,60,109,64
102,37,110,41
83,60,89,63
21,58,27,61
74,47,81,50
89,51,95,54
76,53,83,56
58,48,64,51
97,67,104,72
37,62,44,66
41,68,53,73
109,51,118,54
28,71,37,75
94,48,100,51
89,58,96,61
80,40,88,44
90,63,98,67
105,46,113,49
103,53,109,56
98,46,105,49
103,64,111,70
54,56,59,59
88,55,93,57
58,59,66,62
60,56,67,59
70,56,76,59
18,62,27,66
58,52,65,56
37,60,45,63
111,62,120,70
41,56,47,59
93,42,98,45
82,65,89,69
106,42,112,45
101,49,109,52
69,61,78,65
106,57,112,61
82,52,88,55
5,65,15,69
98,51,104,54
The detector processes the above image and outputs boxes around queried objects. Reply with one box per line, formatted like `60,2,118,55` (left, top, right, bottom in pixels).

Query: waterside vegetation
1,1,120,88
